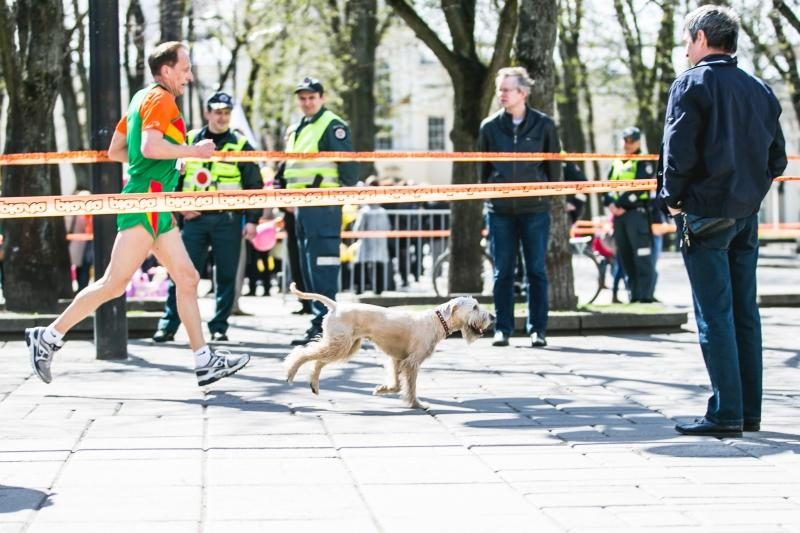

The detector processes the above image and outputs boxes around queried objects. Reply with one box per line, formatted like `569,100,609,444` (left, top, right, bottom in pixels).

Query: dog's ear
439,300,455,321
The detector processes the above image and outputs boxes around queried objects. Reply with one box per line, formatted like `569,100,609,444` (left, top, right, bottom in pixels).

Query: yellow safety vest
284,110,342,189
182,130,247,191
608,159,649,201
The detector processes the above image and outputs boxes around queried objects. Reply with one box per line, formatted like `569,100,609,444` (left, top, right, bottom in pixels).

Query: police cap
294,77,324,95
206,91,234,110
622,126,641,141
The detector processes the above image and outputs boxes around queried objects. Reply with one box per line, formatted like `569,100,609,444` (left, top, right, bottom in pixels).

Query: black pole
89,0,128,359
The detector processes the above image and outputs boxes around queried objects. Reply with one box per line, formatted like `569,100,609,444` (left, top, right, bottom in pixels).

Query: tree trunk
651,0,675,150
771,8,800,125
613,0,675,151
342,0,378,180
556,0,587,161
0,0,70,312
386,0,517,294
60,34,91,191
160,0,186,42
125,0,146,96
450,65,488,294
578,59,601,181
517,0,575,311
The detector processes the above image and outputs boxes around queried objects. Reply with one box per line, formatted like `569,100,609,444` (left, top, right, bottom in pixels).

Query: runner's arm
141,129,213,160
107,130,128,163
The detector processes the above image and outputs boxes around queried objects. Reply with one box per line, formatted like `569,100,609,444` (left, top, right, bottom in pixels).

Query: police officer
153,91,263,342
285,77,357,345
604,126,656,303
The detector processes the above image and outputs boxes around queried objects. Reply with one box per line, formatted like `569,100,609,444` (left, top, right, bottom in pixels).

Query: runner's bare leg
152,227,206,351
51,226,154,334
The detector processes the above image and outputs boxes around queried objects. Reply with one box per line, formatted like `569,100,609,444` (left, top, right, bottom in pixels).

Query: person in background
153,91,262,343
604,126,657,303
479,66,561,349
353,177,392,295
564,159,588,225
283,77,358,346
65,189,94,292
660,5,786,437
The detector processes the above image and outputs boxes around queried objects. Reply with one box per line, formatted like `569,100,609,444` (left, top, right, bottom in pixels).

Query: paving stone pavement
1,281,799,532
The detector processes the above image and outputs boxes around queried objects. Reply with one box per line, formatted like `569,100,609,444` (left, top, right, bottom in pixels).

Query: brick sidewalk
1,296,799,532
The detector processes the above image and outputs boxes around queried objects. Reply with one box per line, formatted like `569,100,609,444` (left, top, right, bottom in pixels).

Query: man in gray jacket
478,66,561,348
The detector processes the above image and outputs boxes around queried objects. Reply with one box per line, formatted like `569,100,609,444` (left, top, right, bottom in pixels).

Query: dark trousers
613,208,656,302
158,212,242,335
296,205,342,331
283,210,312,311
679,212,762,426
487,211,550,337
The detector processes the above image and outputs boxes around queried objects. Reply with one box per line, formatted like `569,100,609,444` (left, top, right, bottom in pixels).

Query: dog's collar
434,309,451,336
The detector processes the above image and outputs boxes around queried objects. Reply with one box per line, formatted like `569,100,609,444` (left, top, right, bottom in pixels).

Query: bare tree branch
481,0,518,114
775,0,800,34
442,0,476,59
385,0,457,76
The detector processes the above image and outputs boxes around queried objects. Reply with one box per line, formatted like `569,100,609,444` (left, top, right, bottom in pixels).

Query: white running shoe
25,327,63,384
196,349,250,386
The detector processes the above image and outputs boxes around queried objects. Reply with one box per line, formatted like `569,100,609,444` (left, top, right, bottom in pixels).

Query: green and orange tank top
114,83,186,195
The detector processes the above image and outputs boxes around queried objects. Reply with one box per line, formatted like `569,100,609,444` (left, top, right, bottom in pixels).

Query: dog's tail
289,282,337,310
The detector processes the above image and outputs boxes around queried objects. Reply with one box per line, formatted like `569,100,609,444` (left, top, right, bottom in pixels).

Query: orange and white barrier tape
4,174,800,220
6,149,800,165
0,149,659,165
0,180,655,220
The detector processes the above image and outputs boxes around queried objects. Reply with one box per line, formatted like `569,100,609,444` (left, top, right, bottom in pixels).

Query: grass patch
578,303,665,314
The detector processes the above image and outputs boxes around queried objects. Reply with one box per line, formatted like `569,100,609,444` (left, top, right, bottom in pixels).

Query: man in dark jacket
659,5,786,438
479,66,561,348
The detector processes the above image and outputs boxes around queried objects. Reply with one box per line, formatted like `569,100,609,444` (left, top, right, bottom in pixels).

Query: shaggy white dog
285,283,493,408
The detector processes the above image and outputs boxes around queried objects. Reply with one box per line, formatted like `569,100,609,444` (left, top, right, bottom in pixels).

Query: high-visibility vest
608,159,649,201
284,110,342,189
182,130,247,191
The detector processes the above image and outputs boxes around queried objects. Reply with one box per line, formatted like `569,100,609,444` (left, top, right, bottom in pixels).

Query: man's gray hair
495,67,534,94
684,4,739,54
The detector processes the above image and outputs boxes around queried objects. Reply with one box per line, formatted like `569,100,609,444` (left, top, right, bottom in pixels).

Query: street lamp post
89,0,128,359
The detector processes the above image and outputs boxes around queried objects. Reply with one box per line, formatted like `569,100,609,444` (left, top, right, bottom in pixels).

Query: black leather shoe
211,332,228,342
675,417,742,438
152,330,175,343
744,421,760,432
290,330,321,346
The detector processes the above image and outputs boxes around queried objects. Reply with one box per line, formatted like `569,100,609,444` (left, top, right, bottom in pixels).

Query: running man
24,41,250,386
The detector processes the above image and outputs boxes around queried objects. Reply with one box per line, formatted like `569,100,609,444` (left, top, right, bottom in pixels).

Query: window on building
428,117,445,151
376,124,393,150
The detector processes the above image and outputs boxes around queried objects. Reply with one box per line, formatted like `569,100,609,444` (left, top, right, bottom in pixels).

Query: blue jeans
296,205,342,331
679,212,762,426
487,212,550,337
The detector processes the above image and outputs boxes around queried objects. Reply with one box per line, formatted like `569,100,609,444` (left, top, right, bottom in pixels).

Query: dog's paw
373,384,400,395
408,400,429,410
310,382,319,395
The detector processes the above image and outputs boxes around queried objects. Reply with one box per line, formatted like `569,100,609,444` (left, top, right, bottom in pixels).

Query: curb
355,295,688,334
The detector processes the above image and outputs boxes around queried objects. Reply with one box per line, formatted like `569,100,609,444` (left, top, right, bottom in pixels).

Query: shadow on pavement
0,485,51,514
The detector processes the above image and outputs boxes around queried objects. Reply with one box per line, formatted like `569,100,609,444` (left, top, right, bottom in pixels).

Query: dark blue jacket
478,106,561,215
657,54,787,218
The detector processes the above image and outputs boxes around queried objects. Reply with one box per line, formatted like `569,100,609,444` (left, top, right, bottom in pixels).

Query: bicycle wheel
432,251,494,297
431,251,450,297
571,250,603,306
